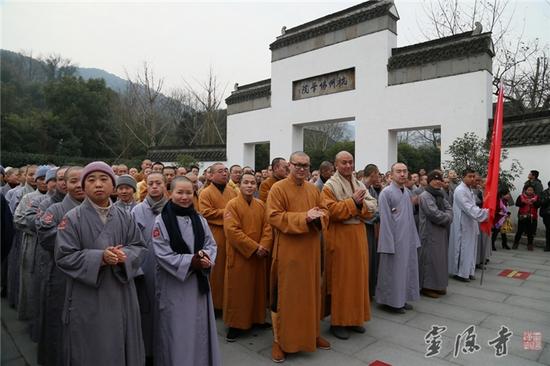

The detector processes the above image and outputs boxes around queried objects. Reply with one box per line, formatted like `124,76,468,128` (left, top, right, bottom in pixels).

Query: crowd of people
0,155,548,366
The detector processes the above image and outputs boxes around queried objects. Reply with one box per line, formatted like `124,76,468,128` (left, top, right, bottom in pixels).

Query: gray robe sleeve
152,217,217,283
377,189,396,254
112,215,147,283
55,214,105,288
454,188,488,222
13,194,32,233
24,197,42,232
420,194,453,226
37,206,58,252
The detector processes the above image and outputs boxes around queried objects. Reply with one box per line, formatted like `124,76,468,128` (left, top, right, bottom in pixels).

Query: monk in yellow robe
321,151,376,340
266,151,331,363
198,163,237,311
258,158,288,202
223,173,273,341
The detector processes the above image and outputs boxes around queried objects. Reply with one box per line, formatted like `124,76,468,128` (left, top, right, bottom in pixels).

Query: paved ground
2,241,549,366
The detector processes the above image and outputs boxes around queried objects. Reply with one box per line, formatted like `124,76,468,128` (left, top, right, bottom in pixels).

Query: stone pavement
2,242,549,366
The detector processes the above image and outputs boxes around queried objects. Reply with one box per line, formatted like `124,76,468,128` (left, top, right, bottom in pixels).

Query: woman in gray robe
55,198,147,366
418,171,453,298
152,176,220,366
55,161,147,366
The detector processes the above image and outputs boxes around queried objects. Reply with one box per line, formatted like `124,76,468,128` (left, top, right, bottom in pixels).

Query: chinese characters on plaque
292,68,355,100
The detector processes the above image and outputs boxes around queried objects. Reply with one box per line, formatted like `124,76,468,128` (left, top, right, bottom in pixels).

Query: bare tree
184,67,226,145
419,0,548,110
40,54,76,80
171,68,227,146
304,122,350,151
398,129,441,148
120,62,174,150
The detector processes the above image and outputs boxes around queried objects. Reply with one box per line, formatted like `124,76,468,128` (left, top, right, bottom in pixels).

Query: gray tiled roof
269,0,395,51
488,110,550,147
225,79,271,105
388,31,494,70
148,145,227,162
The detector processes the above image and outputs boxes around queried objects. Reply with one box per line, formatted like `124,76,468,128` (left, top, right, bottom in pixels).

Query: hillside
1,49,128,91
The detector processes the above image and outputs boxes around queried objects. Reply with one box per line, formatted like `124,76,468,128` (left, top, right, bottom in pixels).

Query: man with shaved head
185,172,200,207
266,151,330,362
258,158,288,202
376,162,421,314
198,163,237,313
321,151,376,339
315,161,335,192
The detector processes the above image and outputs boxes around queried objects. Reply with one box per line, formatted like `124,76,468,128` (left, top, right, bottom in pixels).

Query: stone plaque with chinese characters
292,68,355,100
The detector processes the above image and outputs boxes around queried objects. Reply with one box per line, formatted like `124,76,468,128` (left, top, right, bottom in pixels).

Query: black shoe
381,304,406,314
403,303,413,310
545,247,550,252
512,243,519,249
253,322,272,329
348,325,366,333
330,326,350,340
503,243,511,250
492,244,497,251
453,275,470,283
469,275,476,281
226,328,241,342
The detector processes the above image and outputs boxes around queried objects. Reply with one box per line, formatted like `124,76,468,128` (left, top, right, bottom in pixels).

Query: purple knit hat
81,161,116,188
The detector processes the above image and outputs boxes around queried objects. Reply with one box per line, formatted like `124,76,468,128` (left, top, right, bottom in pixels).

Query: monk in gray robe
131,172,167,362
37,166,83,366
6,166,34,308
448,168,488,282
152,177,220,366
55,161,147,366
375,162,421,314
25,167,60,342
14,165,49,321
418,171,453,298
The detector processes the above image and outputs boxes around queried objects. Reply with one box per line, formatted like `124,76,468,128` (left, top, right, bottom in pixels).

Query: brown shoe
434,289,447,295
528,244,534,251
271,342,285,363
421,288,440,298
316,337,331,350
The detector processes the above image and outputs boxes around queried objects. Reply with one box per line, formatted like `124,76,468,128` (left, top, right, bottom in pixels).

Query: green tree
443,132,522,190
176,154,198,169
43,76,118,157
398,142,441,173
254,143,270,172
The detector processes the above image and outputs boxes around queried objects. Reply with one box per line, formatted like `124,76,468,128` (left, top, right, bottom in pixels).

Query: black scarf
161,200,209,294
425,185,446,211
213,182,226,193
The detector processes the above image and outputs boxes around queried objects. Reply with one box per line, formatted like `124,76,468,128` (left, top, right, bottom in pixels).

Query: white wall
227,28,492,173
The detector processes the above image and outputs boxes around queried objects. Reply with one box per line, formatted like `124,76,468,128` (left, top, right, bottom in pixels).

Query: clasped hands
102,245,127,266
256,245,269,258
191,250,212,270
306,207,325,223
352,188,366,205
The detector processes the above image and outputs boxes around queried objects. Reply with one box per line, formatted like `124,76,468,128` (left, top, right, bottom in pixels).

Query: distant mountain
76,67,128,92
1,49,129,92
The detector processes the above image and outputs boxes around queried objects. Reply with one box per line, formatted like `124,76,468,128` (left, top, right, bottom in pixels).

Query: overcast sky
2,0,549,97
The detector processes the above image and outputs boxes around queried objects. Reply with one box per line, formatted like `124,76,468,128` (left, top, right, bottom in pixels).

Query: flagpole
480,81,505,286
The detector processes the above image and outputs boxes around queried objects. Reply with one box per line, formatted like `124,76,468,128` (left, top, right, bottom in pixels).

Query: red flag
480,84,505,234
